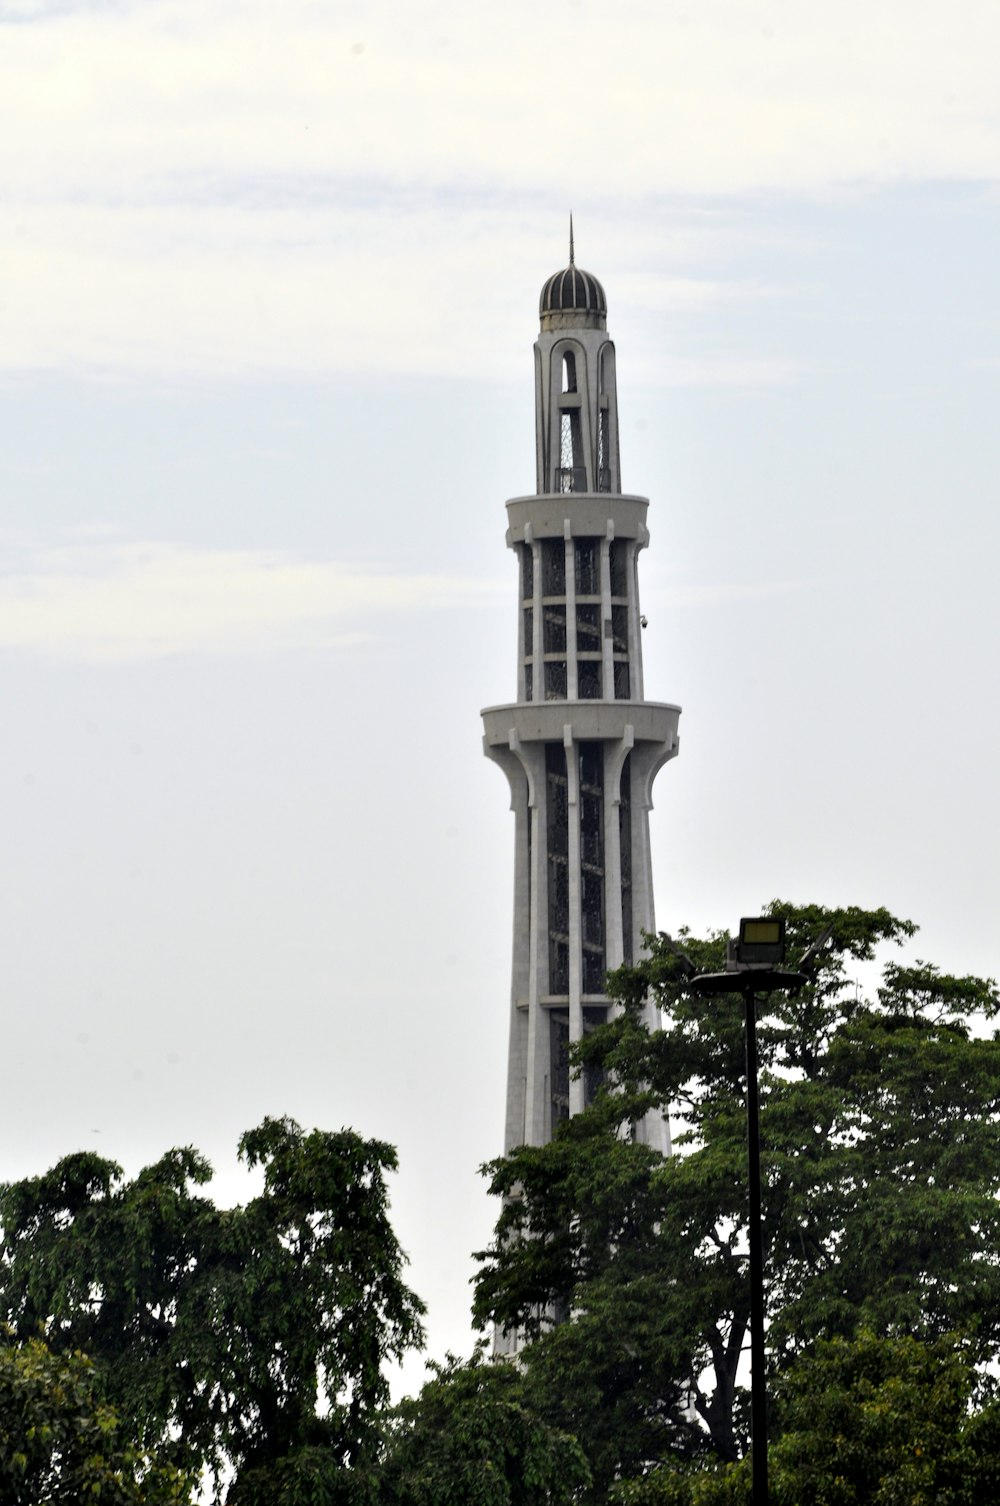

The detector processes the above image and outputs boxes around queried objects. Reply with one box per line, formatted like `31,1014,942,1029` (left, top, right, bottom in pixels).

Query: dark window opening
620,755,632,965
583,949,605,995
614,661,631,699
545,661,567,700
574,539,600,597
578,660,602,699
523,606,533,651
581,870,603,944
609,541,628,599
583,1006,608,1106
550,943,570,997
543,604,566,654
611,605,628,654
579,742,605,994
541,538,565,597
550,860,569,937
525,662,533,701
551,1012,570,1125
576,603,600,650
522,544,534,601
582,795,602,867
546,745,569,856
547,745,570,995
579,741,603,790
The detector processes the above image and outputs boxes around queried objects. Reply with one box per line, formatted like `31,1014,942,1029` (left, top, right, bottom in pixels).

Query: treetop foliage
610,1331,1000,1505
0,1117,425,1503
0,1335,193,1504
473,900,1000,1496
381,1345,590,1506
4,902,1000,1504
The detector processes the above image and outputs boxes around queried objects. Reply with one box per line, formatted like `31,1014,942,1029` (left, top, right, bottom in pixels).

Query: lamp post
690,919,806,1506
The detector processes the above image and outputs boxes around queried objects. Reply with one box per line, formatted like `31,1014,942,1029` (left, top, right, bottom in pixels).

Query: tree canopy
0,1117,425,1502
473,902,1000,1495
4,906,999,1503
611,1332,1000,1506
380,1346,590,1506
0,1336,192,1505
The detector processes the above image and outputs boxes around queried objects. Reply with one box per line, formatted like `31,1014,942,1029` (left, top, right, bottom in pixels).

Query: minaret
482,235,680,1154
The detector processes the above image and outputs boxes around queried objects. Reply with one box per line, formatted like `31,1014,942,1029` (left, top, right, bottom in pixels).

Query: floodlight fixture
736,916,786,968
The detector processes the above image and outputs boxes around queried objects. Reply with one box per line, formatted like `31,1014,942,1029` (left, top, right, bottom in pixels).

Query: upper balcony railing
555,467,587,493
554,467,614,493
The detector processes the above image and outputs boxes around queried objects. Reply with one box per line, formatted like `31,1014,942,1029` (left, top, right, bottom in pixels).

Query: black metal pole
744,984,768,1505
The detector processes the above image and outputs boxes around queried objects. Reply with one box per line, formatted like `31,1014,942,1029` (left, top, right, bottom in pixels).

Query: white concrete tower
482,236,680,1154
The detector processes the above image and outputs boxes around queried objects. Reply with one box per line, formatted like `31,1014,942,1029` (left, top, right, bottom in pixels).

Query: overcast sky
2,0,999,1394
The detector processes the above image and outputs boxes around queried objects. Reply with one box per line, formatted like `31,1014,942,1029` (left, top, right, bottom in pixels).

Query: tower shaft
482,247,680,1153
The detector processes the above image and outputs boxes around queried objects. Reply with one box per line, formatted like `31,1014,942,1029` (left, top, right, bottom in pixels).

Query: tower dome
539,219,607,330
538,263,607,320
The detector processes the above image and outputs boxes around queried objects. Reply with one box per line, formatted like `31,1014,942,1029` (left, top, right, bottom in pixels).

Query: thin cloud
1,201,776,382
0,1,997,378
4,1,998,198
667,580,804,609
0,538,505,662
0,0,126,20
648,354,802,389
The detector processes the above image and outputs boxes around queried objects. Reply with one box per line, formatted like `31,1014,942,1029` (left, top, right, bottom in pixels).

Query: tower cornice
504,493,651,547
481,701,680,753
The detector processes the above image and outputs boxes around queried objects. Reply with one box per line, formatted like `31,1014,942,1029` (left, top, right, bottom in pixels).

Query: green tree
0,1335,192,1504
380,1346,590,1506
473,903,1000,1490
0,1117,425,1502
767,1331,994,1506
612,1333,1000,1506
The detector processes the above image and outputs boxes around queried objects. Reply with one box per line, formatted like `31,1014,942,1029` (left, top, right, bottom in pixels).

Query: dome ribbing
539,263,607,319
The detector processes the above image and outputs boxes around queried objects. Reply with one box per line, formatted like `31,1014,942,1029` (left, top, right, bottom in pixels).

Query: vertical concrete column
632,772,656,946
604,727,634,975
534,342,546,494
529,530,542,703
564,522,577,699
504,760,530,1151
600,524,615,695
632,530,649,701
564,724,584,1114
523,741,550,1147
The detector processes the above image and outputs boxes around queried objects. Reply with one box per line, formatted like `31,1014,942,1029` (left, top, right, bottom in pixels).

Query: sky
1,0,999,1396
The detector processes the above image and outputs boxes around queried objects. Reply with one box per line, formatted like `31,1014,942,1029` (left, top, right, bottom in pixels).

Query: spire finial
569,213,575,266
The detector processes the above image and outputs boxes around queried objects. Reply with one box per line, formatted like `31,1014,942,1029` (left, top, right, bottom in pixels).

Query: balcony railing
554,467,614,493
555,467,587,493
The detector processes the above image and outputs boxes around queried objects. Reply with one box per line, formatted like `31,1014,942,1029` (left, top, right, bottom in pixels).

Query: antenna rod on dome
569,213,575,266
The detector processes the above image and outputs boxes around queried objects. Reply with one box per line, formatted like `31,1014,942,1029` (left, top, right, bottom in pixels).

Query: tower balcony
505,492,650,548
481,699,680,755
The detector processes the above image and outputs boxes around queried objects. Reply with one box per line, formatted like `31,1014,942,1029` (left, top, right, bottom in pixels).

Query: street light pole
688,919,808,1506
743,982,767,1506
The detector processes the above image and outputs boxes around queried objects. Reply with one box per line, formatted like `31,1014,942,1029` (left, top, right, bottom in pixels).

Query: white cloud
667,580,803,608
4,1,999,198
0,537,503,661
1,0,998,376
652,354,802,388
0,202,801,382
